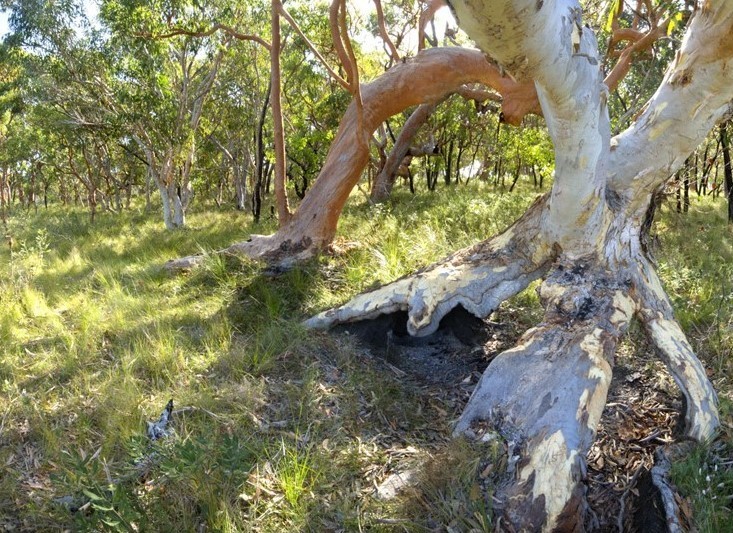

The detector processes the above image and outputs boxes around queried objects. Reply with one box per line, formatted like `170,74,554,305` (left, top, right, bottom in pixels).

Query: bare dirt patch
336,307,688,531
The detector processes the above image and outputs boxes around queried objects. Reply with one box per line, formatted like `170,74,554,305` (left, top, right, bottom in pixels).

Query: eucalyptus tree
305,1,732,529
100,0,234,229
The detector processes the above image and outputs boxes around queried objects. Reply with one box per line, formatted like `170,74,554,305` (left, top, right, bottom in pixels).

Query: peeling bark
302,0,730,530
454,262,636,530
633,259,719,441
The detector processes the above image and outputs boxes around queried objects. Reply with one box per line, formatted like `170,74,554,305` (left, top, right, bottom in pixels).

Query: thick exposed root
453,262,636,531
632,259,719,441
163,233,320,273
305,197,553,336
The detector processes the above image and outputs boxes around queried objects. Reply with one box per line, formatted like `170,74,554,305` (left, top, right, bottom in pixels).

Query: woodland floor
336,304,732,532
1,188,732,531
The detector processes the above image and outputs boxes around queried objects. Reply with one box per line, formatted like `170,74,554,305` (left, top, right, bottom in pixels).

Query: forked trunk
305,0,733,529
159,179,186,230
371,102,438,203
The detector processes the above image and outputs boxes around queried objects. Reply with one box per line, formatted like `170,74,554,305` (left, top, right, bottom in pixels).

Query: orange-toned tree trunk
230,48,537,259
166,48,538,270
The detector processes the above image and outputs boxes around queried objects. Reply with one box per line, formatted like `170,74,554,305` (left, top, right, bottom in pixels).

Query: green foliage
671,442,733,532
655,198,733,379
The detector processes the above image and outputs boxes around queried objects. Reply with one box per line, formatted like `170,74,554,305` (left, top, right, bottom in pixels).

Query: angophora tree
303,1,731,530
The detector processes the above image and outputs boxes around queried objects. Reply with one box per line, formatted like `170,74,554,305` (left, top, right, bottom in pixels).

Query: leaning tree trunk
307,1,732,530
165,48,542,271
371,101,439,203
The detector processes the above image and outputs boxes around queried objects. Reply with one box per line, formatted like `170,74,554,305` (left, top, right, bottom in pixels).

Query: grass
0,182,732,531
655,197,733,532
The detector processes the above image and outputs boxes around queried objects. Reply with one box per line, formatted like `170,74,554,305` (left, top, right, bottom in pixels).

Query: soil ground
337,305,682,531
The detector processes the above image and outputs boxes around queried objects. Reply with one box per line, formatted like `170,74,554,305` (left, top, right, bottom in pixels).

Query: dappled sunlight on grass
0,185,731,530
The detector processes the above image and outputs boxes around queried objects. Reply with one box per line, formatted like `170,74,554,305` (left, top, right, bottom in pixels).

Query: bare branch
135,23,272,51
604,16,671,93
373,0,400,62
419,0,446,51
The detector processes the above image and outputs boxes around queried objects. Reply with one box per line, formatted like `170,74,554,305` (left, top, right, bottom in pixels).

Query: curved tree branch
632,258,719,440
165,47,543,271
419,0,446,51
373,0,400,62
135,23,272,51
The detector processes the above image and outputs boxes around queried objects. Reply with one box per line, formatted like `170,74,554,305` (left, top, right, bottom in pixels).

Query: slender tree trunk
234,160,247,211
144,167,152,213
125,178,132,209
443,140,453,185
0,166,8,226
253,82,272,223
454,143,465,183
271,0,292,225
156,156,186,230
697,147,707,195
371,102,438,203
720,122,733,223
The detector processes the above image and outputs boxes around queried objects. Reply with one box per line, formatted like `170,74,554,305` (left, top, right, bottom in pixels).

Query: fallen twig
617,463,644,532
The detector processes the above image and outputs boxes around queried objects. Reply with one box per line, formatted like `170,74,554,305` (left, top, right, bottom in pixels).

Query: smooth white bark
305,196,553,336
609,2,733,205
